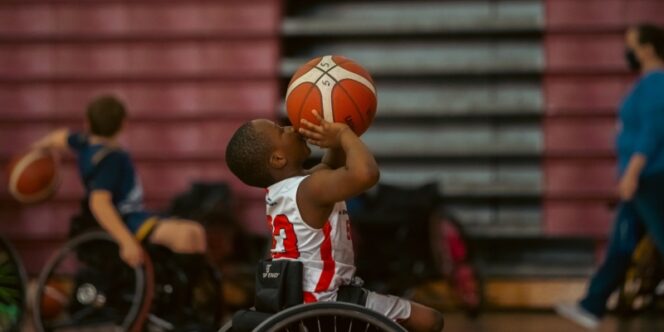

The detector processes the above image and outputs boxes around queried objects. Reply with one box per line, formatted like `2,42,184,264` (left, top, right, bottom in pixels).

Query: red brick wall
543,0,664,236
0,0,281,274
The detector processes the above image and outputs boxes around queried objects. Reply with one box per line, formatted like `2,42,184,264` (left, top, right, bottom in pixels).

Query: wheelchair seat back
232,259,370,332
351,183,441,291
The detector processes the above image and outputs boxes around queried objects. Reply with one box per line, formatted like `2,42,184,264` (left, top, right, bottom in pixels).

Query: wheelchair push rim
0,235,28,332
32,231,154,332
254,302,407,332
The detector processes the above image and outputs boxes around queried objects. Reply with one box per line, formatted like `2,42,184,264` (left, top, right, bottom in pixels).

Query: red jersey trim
314,222,335,292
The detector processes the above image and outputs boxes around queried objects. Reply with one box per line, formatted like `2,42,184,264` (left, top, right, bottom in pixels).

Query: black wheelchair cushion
254,259,303,313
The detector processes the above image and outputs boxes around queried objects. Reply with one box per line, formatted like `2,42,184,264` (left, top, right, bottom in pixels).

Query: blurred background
1,0,664,331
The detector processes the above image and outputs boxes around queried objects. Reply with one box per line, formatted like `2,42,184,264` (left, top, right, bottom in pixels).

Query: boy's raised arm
297,110,379,226
32,128,70,151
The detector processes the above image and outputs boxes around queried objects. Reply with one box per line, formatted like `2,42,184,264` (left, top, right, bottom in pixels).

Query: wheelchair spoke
364,322,370,332
348,319,352,332
317,317,322,332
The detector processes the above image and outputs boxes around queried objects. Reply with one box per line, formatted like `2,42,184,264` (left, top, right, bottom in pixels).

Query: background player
31,95,207,269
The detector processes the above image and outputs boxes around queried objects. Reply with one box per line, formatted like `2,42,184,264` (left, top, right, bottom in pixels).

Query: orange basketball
286,55,377,136
6,149,60,204
40,278,69,320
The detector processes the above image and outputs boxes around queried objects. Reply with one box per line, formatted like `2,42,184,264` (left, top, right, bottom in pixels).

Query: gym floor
443,312,664,332
20,312,664,332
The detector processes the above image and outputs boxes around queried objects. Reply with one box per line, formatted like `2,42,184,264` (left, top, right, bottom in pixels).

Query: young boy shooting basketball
32,95,207,268
225,110,445,332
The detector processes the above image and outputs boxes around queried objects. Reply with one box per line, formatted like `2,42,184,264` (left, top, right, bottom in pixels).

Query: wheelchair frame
219,302,406,332
32,231,154,332
0,235,28,332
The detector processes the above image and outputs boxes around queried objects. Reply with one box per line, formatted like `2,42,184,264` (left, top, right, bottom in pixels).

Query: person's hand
618,173,638,201
119,240,144,268
299,109,352,149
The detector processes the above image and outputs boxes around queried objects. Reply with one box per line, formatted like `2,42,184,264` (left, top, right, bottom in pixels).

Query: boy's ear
269,150,287,169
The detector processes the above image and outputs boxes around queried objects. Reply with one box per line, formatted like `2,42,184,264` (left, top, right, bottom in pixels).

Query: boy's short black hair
225,122,275,188
86,95,126,137
636,24,664,60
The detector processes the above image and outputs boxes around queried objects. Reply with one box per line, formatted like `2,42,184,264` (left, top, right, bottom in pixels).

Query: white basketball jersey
266,175,356,302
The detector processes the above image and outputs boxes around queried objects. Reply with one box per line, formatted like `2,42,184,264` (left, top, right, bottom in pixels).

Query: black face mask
625,48,641,71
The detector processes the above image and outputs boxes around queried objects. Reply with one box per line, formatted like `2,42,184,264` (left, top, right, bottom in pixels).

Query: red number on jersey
268,214,300,259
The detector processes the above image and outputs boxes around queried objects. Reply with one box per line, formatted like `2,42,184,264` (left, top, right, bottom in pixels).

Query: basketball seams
335,83,368,125
320,66,375,126
294,56,341,124
286,55,376,134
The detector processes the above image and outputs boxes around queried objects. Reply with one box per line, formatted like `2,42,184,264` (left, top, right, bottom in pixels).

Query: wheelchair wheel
0,235,27,332
32,231,154,332
615,236,664,316
254,302,407,332
147,248,223,332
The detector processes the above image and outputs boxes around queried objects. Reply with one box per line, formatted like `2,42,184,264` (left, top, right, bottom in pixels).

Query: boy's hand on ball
299,109,351,149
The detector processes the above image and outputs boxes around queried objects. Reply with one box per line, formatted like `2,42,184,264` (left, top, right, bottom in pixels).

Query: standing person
225,110,445,331
556,24,664,330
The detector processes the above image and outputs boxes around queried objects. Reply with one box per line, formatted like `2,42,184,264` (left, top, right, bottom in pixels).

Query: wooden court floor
21,312,664,332
443,312,664,332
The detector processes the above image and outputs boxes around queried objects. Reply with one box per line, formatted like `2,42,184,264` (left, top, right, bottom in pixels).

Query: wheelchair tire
148,254,224,332
32,231,154,332
615,235,664,316
217,320,232,332
254,302,407,332
0,235,28,332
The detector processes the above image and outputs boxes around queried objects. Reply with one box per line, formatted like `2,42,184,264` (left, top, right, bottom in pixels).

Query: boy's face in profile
252,119,311,167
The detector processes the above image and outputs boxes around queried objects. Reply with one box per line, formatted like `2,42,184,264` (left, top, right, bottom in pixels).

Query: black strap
83,147,117,190
337,285,368,306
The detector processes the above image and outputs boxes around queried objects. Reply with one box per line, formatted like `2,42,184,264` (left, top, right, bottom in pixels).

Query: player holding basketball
225,110,445,332
31,96,207,270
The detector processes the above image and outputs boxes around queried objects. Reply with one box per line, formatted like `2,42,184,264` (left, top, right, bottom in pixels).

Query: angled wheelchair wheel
254,302,407,332
32,231,154,332
147,249,223,332
217,320,232,332
187,263,224,330
615,235,664,316
0,235,28,332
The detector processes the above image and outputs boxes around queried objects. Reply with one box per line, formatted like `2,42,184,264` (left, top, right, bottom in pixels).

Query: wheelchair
32,213,223,332
0,235,28,332
218,302,406,332
349,182,484,316
615,235,664,315
217,260,406,332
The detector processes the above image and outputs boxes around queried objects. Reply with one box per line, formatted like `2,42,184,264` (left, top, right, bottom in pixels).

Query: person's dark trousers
579,202,643,317
579,171,664,317
632,172,664,258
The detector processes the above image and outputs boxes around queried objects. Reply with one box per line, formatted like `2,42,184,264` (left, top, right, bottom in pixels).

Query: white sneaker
554,303,600,330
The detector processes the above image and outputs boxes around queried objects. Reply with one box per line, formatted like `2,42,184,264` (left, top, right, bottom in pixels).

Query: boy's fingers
299,128,322,140
300,119,321,131
311,109,326,123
